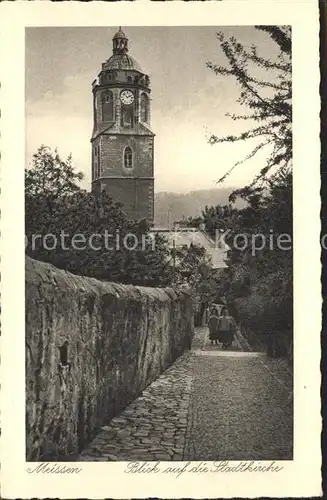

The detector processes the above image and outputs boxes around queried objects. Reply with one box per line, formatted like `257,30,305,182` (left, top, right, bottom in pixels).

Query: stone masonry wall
25,257,194,461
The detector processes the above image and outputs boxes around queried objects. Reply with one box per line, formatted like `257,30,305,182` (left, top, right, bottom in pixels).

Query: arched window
123,146,133,169
102,91,114,121
140,93,149,123
121,104,134,128
94,144,101,178
93,145,97,179
98,145,101,175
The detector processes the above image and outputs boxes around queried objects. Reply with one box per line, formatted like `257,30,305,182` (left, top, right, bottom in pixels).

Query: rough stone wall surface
95,177,154,220
91,133,154,220
26,257,194,461
99,134,153,178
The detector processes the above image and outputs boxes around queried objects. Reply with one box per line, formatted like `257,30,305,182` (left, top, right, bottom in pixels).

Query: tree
224,172,292,357
200,27,293,358
207,26,292,190
26,145,84,215
26,146,219,290
25,146,173,287
181,169,293,356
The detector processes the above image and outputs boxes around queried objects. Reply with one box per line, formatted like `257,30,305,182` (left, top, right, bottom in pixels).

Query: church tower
91,28,154,221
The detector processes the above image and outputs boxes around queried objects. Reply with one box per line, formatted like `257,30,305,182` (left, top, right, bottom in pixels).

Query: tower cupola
113,27,128,55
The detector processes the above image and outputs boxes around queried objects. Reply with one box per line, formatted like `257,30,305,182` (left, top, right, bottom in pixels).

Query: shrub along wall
26,257,194,461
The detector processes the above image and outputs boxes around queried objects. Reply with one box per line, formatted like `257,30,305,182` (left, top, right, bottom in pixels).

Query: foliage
207,26,292,189
26,146,84,215
181,172,293,356
188,26,294,357
25,146,210,288
26,147,167,286
230,177,292,356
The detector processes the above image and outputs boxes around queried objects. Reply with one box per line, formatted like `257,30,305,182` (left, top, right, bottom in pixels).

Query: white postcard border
0,1,321,498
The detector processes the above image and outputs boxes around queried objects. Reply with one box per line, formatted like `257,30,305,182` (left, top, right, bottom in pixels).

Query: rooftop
102,27,144,73
103,54,143,72
113,28,127,39
151,227,229,269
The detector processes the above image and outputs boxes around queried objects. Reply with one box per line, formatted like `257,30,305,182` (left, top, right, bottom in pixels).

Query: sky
25,26,278,193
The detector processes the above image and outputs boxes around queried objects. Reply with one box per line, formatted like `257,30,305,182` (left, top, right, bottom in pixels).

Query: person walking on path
208,307,220,346
218,308,233,349
227,314,237,347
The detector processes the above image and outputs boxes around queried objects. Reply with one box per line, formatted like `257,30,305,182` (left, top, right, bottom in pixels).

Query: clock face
120,90,134,105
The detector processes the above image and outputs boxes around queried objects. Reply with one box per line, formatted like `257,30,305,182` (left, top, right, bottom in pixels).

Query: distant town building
91,28,154,221
151,226,229,269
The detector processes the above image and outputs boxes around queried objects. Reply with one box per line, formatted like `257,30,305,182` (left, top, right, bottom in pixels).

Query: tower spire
113,27,128,55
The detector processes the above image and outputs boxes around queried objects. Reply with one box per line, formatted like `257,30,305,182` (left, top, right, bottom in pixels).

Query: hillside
154,188,246,228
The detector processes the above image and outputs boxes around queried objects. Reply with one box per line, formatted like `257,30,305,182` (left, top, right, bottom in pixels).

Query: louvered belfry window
140,93,149,123
102,91,114,121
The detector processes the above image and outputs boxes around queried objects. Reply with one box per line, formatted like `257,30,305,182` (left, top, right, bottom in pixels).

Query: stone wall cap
26,257,190,300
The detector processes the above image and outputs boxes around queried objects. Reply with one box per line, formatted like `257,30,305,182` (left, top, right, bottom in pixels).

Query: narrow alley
78,327,293,462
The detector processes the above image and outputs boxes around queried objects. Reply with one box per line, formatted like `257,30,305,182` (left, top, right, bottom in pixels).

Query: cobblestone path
185,330,293,461
79,354,193,461
78,326,293,461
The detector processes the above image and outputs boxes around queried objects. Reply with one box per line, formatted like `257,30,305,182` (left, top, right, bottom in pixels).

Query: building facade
91,28,154,221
